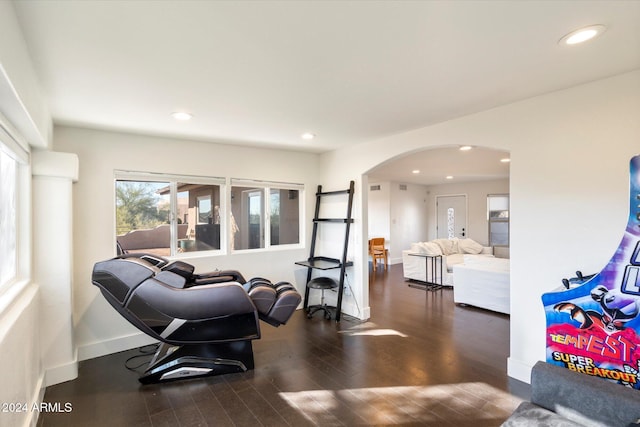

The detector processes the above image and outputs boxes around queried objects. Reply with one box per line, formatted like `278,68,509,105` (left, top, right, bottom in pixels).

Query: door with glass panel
436,195,467,239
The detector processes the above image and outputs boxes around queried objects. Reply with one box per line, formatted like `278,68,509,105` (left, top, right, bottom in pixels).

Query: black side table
407,254,443,291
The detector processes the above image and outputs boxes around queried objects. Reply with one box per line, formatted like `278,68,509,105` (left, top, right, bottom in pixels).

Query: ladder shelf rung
314,218,354,223
317,189,352,196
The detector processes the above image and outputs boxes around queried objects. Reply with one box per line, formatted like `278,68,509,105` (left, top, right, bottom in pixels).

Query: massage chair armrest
159,260,246,287
136,278,256,320
191,270,246,286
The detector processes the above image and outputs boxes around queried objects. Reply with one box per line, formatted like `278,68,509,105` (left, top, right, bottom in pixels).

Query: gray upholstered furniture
502,361,640,426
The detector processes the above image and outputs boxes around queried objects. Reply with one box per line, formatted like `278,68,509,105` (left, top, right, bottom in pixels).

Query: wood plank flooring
38,264,528,426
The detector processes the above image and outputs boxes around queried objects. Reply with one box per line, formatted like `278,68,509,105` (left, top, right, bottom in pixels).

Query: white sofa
453,256,510,314
401,238,494,286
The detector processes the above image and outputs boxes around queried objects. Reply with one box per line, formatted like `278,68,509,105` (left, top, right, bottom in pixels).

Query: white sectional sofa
401,238,494,286
453,256,510,314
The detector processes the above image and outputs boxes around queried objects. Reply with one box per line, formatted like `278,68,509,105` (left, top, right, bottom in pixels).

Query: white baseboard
337,298,370,321
507,357,533,384
25,371,45,427
78,332,158,362
44,354,78,387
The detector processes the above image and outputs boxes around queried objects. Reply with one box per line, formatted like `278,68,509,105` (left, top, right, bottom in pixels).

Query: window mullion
170,181,178,256
264,188,270,249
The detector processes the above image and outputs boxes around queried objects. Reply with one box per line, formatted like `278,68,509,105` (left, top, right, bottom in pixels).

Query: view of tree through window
115,177,222,256
116,180,171,255
116,181,169,235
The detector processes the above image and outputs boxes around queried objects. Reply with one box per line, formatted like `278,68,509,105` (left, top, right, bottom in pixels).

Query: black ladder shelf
296,181,355,321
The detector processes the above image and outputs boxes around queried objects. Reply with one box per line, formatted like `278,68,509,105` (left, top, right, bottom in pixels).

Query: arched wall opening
364,145,510,266
317,70,640,383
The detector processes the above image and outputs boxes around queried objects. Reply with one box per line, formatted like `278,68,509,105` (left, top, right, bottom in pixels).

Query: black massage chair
91,253,301,384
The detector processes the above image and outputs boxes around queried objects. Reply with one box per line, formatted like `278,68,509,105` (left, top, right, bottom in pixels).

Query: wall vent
370,184,381,191
399,184,408,191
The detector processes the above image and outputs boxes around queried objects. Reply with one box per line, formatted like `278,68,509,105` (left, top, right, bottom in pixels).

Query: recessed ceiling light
559,25,606,46
446,175,454,180
301,133,315,140
171,112,193,121
500,158,511,163
412,169,420,174
459,145,473,151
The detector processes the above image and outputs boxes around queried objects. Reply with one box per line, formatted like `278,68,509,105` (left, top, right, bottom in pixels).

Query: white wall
367,181,391,243
426,179,509,245
389,182,429,263
53,126,320,360
368,181,431,264
320,69,640,383
0,285,41,427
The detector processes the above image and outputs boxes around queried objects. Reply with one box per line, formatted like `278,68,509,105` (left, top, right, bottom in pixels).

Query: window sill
0,278,34,316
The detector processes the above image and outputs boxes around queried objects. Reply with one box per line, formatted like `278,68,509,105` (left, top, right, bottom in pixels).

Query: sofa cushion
433,238,458,255
411,241,443,255
501,402,583,427
458,238,484,254
421,241,442,255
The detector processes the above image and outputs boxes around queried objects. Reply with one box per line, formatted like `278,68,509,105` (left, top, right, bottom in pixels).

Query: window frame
0,122,29,296
114,170,226,258
229,178,304,253
114,172,304,258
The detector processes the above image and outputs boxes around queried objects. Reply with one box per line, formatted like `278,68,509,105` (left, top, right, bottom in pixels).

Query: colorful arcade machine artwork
543,155,640,390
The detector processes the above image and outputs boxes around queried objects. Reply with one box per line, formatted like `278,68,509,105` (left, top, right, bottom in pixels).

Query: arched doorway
365,145,510,269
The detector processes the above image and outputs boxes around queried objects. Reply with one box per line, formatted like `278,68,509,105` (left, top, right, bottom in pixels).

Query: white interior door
436,195,467,239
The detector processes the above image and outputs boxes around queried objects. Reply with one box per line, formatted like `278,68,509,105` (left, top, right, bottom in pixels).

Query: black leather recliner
91,254,301,383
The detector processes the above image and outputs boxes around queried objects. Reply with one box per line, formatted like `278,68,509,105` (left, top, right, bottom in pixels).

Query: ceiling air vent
370,185,381,191
399,184,407,191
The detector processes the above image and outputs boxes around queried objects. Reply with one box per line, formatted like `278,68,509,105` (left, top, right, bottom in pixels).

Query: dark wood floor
38,264,528,426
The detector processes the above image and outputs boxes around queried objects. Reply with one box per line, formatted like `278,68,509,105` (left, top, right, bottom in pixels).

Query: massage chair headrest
92,257,160,305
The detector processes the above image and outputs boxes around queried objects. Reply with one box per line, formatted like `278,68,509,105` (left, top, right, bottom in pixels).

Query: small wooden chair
369,237,388,271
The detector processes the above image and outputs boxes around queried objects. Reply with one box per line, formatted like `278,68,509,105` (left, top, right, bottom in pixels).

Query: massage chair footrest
140,341,255,384
244,279,302,327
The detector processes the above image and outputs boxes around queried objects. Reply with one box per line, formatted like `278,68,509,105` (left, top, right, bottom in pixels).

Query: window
116,173,303,256
115,172,224,256
488,194,509,246
0,148,17,288
230,180,302,251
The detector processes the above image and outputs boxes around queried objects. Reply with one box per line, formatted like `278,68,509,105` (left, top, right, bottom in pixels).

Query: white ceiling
12,1,640,182
369,146,510,186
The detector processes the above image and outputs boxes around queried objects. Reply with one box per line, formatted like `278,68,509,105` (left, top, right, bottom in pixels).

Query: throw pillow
418,241,442,256
459,238,484,254
433,239,457,255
